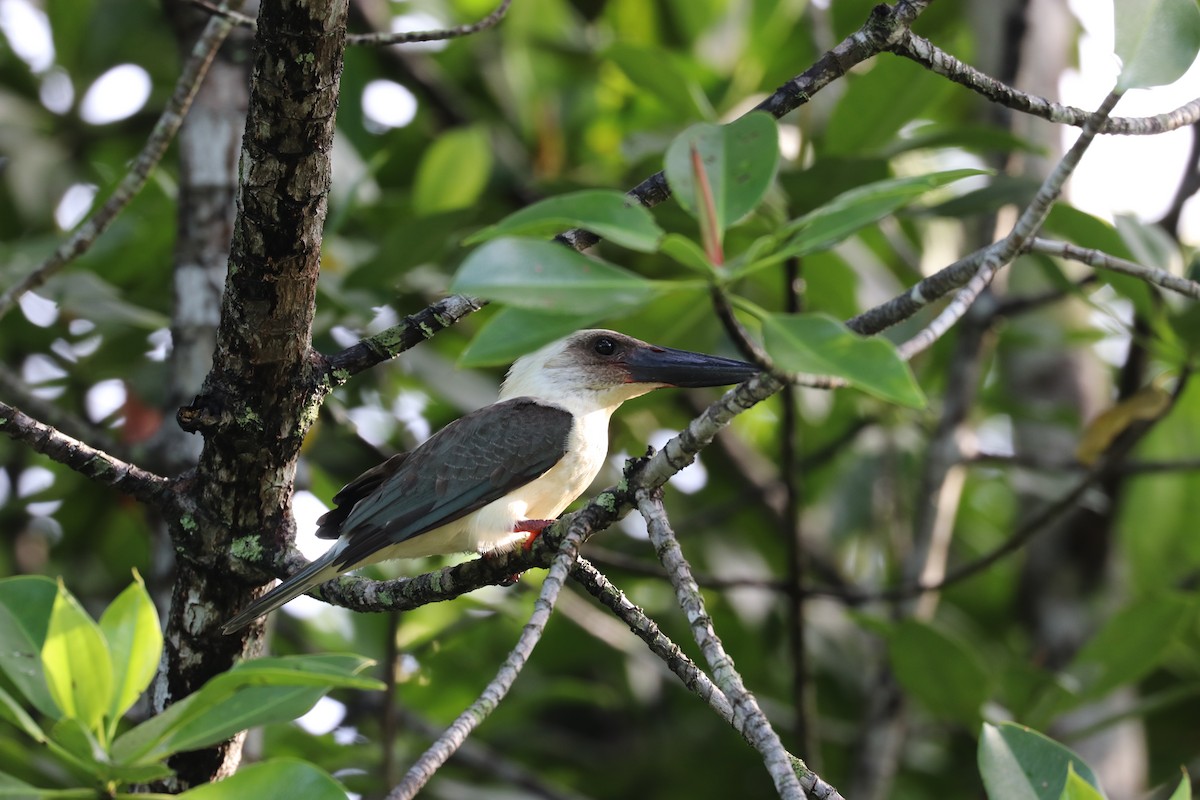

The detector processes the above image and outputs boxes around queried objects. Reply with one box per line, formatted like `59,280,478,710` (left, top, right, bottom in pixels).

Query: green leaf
606,44,715,121
49,717,172,784
978,722,1102,800
823,58,954,155
41,580,113,736
1063,594,1195,702
98,572,162,735
1168,769,1192,800
658,233,718,276
112,654,380,764
887,619,991,725
177,759,346,800
0,576,60,718
883,122,1045,158
1115,0,1200,90
761,313,926,408
1060,762,1106,800
0,770,40,800
1041,206,1156,317
465,190,664,252
459,307,601,367
0,685,45,743
778,169,985,262
664,112,780,235
161,685,333,756
451,237,662,315
412,126,494,216
1114,213,1180,272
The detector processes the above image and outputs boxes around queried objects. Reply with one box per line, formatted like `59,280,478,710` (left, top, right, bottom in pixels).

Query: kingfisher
222,329,757,632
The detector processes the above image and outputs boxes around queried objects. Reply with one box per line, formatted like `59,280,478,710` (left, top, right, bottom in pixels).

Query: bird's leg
514,519,556,551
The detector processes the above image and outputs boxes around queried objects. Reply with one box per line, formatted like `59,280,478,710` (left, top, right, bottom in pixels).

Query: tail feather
222,550,343,634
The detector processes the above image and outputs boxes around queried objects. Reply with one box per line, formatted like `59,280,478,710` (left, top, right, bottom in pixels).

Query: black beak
625,344,759,388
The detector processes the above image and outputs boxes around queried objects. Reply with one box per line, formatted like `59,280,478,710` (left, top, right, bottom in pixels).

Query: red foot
514,519,556,551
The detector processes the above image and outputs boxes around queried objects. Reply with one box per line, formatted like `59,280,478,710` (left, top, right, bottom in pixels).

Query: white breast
467,406,612,553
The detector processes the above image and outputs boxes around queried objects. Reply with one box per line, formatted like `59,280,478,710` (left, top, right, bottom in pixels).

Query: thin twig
570,560,846,800
891,30,1200,136
387,512,588,799
896,90,1123,361
0,9,237,321
0,364,124,458
1160,123,1200,236
189,0,514,46
323,294,484,383
639,489,805,799
347,0,513,46
0,400,171,508
780,256,817,762
1026,238,1200,300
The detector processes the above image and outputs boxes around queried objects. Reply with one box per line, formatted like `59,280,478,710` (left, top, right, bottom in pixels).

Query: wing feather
329,398,572,570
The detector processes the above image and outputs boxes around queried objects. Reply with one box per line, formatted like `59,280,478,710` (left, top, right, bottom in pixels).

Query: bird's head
500,329,759,412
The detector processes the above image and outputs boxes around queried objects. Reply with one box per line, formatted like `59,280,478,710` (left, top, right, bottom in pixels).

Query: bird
222,329,758,632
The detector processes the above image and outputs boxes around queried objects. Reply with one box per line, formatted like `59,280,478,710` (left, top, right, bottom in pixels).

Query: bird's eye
593,336,617,356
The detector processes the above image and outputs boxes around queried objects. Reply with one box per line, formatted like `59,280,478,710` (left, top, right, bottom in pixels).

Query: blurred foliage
1,0,1199,798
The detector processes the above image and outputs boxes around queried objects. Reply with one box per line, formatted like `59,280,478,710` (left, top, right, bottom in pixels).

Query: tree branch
0,364,123,458
387,512,588,799
323,294,484,383
891,30,1200,135
346,0,512,46
570,559,846,800
638,489,805,799
0,401,171,508
896,90,1122,360
1026,238,1200,300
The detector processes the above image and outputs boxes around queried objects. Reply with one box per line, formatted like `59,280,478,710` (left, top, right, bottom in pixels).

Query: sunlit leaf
1115,0,1200,90
664,113,780,235
606,44,715,121
98,572,162,734
1168,770,1192,800
762,313,926,408
465,190,664,252
413,126,493,216
451,237,662,315
1060,762,1106,800
978,722,1102,800
177,758,346,800
41,581,113,735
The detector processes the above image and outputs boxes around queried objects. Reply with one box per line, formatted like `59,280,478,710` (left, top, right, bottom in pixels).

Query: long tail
222,549,343,634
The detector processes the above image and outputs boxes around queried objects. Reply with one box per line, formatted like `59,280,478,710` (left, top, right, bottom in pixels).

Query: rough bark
153,0,349,787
